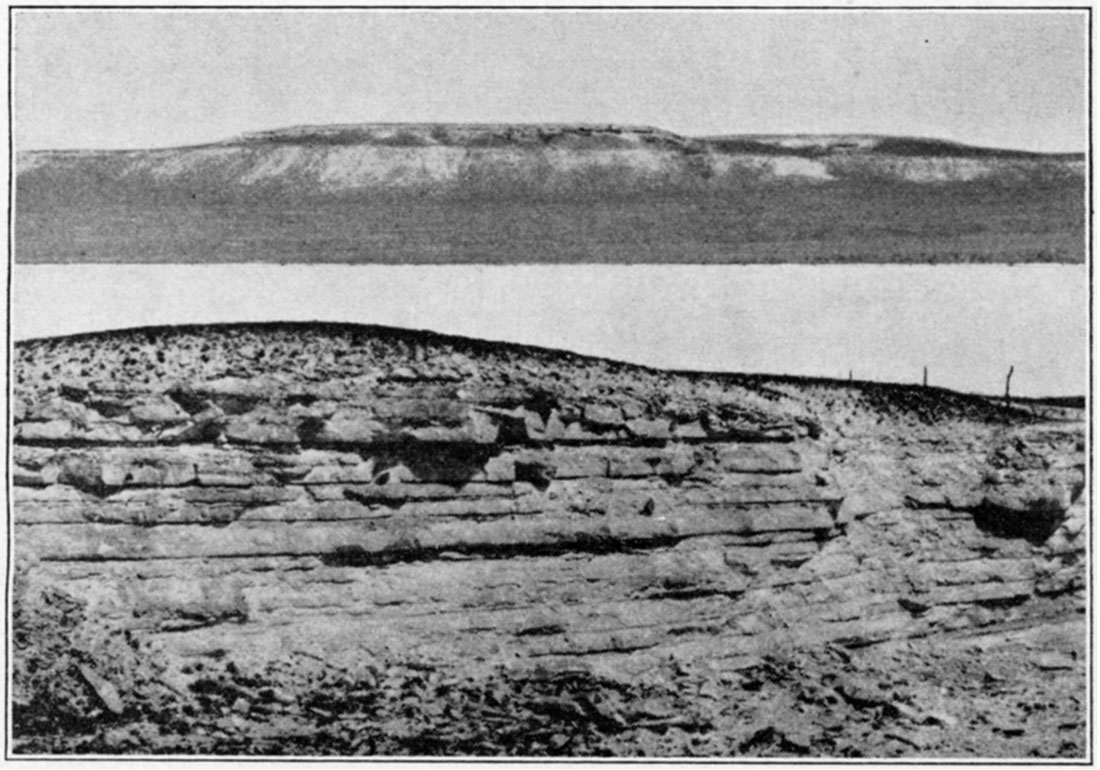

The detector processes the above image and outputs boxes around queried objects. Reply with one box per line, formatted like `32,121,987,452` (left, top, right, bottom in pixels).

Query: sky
13,9,1088,153
13,264,1087,397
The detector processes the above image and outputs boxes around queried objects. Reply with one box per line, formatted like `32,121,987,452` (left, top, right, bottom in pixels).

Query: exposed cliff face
11,323,1086,756
16,124,1084,263
18,124,1083,195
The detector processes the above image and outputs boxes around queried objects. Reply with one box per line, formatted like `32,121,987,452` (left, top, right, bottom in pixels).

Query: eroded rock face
10,323,1086,756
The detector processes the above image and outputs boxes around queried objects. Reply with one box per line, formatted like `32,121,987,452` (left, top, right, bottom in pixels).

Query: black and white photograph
6,5,1090,759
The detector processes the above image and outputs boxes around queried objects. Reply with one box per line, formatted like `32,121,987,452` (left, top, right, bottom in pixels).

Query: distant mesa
15,122,1085,264
18,122,1084,192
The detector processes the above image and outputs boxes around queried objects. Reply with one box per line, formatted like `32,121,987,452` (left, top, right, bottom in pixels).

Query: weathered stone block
584,404,624,428
543,410,567,440
562,422,603,442
906,489,948,509
716,445,801,474
158,407,225,443
12,465,48,487
25,397,95,425
654,445,695,478
550,448,609,478
197,473,255,487
606,448,659,478
673,421,707,440
82,423,149,443
837,489,905,521
58,456,121,495
125,465,162,486
128,396,190,425
315,410,387,444
225,416,299,446
159,461,198,486
192,377,267,414
17,419,76,442
301,461,377,484
626,418,672,441
482,455,516,483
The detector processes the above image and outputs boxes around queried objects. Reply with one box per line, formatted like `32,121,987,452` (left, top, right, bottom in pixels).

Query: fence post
923,366,928,388
1005,365,1014,411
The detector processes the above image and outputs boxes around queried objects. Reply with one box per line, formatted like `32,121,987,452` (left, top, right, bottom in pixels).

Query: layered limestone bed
11,323,1086,756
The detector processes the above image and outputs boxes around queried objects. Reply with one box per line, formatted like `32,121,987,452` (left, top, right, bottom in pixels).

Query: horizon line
15,121,1087,157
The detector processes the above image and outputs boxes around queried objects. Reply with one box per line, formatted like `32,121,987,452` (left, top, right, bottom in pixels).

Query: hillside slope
11,322,1086,756
16,124,1084,264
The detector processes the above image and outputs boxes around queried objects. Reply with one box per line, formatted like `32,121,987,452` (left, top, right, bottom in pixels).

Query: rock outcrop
11,323,1086,756
19,125,1084,196
16,124,1084,263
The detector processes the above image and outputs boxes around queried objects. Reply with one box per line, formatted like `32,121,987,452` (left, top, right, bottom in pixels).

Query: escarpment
16,124,1084,263
11,323,1086,755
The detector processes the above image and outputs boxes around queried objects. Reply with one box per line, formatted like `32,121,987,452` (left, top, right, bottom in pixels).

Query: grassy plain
15,179,1084,264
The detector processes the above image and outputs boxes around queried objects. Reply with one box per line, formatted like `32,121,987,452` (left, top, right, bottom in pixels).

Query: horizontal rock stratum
16,123,1085,263
18,124,1084,192
11,322,1087,756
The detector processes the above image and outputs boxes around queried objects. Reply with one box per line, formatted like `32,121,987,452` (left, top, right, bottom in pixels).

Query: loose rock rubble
10,322,1086,756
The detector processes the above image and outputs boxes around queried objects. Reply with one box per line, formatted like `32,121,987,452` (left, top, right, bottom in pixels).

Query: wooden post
923,366,928,387
848,369,852,383
1005,365,1014,410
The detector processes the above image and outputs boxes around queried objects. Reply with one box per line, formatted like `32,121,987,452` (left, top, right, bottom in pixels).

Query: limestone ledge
11,323,1085,689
